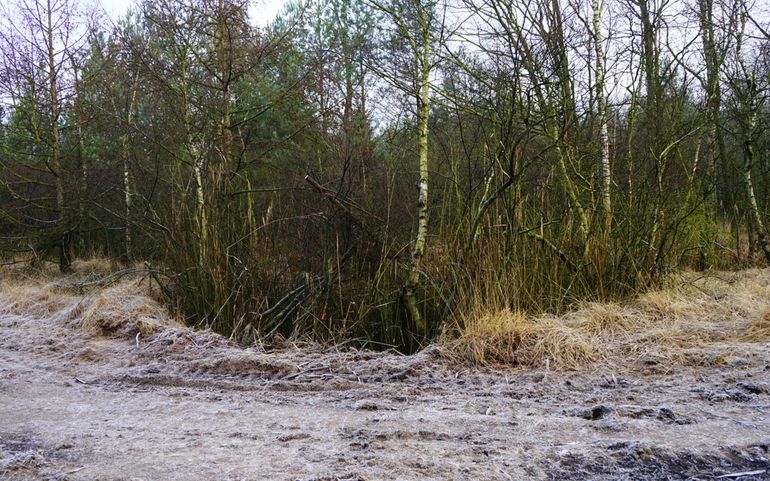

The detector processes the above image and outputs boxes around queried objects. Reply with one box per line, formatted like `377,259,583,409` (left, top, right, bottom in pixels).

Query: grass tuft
0,260,180,339
447,269,770,369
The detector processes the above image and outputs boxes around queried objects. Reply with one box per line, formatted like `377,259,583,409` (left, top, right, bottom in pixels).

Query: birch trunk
122,72,140,261
592,0,611,233
736,8,770,263
403,7,431,335
192,143,207,265
743,143,770,263
180,60,207,265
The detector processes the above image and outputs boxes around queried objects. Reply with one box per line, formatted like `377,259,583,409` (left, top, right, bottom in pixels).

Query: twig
716,470,767,479
304,175,383,243
281,365,331,381
74,268,144,289
496,465,514,480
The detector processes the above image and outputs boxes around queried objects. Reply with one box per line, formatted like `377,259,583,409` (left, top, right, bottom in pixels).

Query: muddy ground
1,279,769,480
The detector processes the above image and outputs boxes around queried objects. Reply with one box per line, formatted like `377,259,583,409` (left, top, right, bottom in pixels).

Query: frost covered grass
448,269,770,368
3,260,770,370
0,261,179,339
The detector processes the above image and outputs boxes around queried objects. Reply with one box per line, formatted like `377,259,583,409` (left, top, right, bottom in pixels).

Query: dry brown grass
3,258,770,370
70,257,122,275
0,260,180,339
75,282,179,337
447,268,770,369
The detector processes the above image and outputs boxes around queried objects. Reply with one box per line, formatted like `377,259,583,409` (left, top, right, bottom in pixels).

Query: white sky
97,0,289,26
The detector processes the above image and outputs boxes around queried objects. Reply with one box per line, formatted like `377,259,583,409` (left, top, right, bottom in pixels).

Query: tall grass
145,133,770,356
445,269,770,368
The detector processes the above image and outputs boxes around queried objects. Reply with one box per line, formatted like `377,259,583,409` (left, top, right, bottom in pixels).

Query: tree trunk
699,0,729,212
192,142,207,265
739,79,770,263
743,154,770,263
72,64,88,256
122,73,140,262
47,0,69,272
735,4,770,263
404,11,431,336
637,0,660,110
592,0,611,233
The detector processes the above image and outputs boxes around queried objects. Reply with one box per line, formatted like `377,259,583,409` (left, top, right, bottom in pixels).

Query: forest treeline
0,0,768,350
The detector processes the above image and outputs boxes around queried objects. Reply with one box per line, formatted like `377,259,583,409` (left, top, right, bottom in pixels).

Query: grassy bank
3,259,769,369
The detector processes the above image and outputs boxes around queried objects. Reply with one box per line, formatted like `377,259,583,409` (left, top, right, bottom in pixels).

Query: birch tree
141,0,209,261
369,0,440,335
728,0,770,262
473,0,590,241
697,0,731,208
592,0,612,233
105,16,145,260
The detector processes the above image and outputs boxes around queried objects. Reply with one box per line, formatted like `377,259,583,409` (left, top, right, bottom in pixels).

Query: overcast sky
97,0,289,25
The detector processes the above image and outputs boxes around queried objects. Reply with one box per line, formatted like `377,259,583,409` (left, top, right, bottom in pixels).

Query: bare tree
0,0,88,271
592,0,612,233
369,0,442,336
728,0,770,262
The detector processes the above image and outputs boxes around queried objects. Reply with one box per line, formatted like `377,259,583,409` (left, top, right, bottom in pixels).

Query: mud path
1,288,770,480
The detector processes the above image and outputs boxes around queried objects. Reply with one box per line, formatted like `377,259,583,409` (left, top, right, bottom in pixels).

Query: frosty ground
1,265,769,480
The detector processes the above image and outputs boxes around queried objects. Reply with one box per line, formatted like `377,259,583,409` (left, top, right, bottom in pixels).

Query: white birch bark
592,0,611,233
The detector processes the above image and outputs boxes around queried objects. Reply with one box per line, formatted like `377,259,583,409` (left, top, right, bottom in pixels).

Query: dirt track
1,280,770,480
